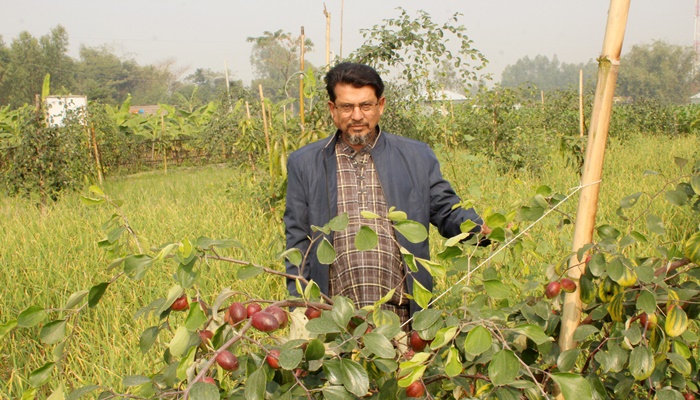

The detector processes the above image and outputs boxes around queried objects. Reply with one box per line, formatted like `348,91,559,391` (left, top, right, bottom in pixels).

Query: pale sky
1,1,693,85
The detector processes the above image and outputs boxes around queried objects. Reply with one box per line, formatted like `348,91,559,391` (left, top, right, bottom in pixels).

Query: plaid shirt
330,135,409,323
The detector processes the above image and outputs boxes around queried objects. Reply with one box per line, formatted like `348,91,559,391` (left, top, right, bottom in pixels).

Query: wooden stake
558,0,630,356
258,85,271,155
90,126,104,184
299,26,306,125
579,69,585,139
340,0,344,59
324,4,331,70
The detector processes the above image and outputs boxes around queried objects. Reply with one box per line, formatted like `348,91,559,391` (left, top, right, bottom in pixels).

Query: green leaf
387,210,408,222
80,196,105,206
329,213,349,232
122,375,152,387
646,214,666,236
139,326,159,354
587,253,606,277
607,258,625,282
597,225,620,240
185,304,207,331
189,382,220,400
0,319,17,340
629,346,655,380
444,347,463,377
237,264,263,280
684,231,700,264
485,213,507,229
331,296,354,328
305,314,342,334
489,350,519,386
355,226,378,251
518,205,544,221
17,305,48,328
511,324,552,345
412,309,442,331
317,238,337,265
279,248,302,267
429,326,458,350
322,386,355,400
488,227,506,242
123,254,154,280
483,279,511,300
666,189,688,206
460,219,477,233
394,220,428,243
40,319,67,345
339,359,370,397
279,348,304,370
305,339,326,360
64,290,89,309
444,232,470,247
169,326,194,357
550,373,592,400
411,279,432,309
656,388,685,400
464,325,492,356
675,157,688,170
619,192,642,208
66,385,100,400
364,332,396,358
557,349,582,372
636,291,657,315
666,352,692,376
573,325,599,342
360,210,380,219
88,185,105,196
29,362,55,387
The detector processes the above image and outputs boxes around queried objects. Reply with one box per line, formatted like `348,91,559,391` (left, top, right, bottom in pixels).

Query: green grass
0,133,698,398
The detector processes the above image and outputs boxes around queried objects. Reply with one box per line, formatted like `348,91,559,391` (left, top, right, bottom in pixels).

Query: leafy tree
617,40,698,104
74,45,142,105
247,30,314,102
348,8,489,101
170,68,244,109
501,55,597,94
39,25,76,96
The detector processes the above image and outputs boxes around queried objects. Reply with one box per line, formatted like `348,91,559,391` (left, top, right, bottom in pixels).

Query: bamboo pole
579,69,585,138
90,126,104,184
558,0,630,355
299,26,306,125
324,4,331,70
258,85,271,155
339,0,344,59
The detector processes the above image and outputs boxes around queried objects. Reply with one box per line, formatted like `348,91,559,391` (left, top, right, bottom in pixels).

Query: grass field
1,132,698,398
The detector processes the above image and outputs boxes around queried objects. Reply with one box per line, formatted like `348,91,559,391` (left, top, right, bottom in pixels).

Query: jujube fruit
405,380,426,398
246,302,262,318
170,295,189,311
266,305,288,328
216,350,239,371
545,281,561,299
305,306,322,320
409,331,428,352
560,278,577,293
229,302,247,324
251,311,280,332
266,349,281,369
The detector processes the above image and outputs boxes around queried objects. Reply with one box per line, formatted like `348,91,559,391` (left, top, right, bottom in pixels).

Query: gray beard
343,129,375,147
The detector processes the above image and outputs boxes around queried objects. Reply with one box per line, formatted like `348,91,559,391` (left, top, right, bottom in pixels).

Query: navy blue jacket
284,129,483,316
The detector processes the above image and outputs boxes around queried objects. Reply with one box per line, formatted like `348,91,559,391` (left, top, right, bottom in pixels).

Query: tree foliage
617,40,699,104
247,30,315,102
501,55,598,94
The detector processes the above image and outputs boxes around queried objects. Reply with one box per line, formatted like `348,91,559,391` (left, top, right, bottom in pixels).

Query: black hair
324,62,384,102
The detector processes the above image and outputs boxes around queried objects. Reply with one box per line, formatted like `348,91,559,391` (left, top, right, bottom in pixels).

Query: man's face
329,83,385,149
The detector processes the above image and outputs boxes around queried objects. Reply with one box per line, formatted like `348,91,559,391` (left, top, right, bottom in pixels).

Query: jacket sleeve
426,146,483,239
284,153,312,297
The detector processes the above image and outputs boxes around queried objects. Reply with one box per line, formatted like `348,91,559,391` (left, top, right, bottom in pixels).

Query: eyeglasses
334,102,379,115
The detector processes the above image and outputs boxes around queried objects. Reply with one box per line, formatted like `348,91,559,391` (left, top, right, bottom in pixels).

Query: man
284,62,487,322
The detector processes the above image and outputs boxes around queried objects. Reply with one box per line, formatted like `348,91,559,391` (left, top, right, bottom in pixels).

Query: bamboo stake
339,0,344,59
559,0,630,355
161,114,167,174
258,85,271,155
324,4,331,70
299,26,306,125
90,126,104,184
579,69,585,138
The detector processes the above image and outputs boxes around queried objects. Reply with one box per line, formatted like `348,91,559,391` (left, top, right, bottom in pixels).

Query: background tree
500,55,597,94
0,32,45,106
616,40,698,104
247,30,314,102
